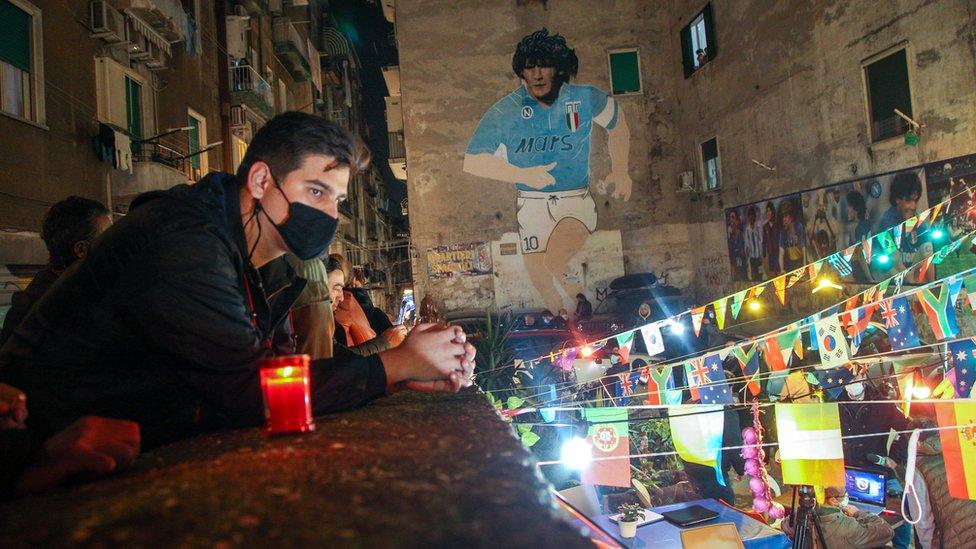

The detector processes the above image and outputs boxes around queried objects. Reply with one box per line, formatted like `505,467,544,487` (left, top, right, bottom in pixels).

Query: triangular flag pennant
965,274,976,313
730,343,762,396
827,253,854,277
699,354,734,404
847,304,878,354
861,238,873,262
730,290,748,320
842,245,858,263
691,307,706,337
773,276,787,305
917,279,963,341
763,329,800,372
775,403,845,488
916,207,931,226
684,356,709,401
917,255,935,280
815,316,851,370
640,323,666,357
876,278,892,299
934,401,976,500
785,268,805,289
616,331,636,363
644,364,681,406
581,407,631,487
669,405,726,487
892,225,904,247
880,297,920,350
930,201,945,221
904,215,919,233
892,272,906,294
752,284,766,299
862,286,877,305
843,296,860,312
877,230,896,253
897,371,915,419
712,298,728,330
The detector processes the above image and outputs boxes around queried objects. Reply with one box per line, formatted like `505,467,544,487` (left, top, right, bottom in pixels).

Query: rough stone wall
397,0,690,312
670,0,976,301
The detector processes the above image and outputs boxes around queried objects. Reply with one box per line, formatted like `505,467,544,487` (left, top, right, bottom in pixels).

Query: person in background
346,266,395,334
0,197,112,348
541,309,564,328
904,417,976,548
877,172,932,283
287,255,335,360
779,203,806,272
762,201,781,276
743,205,763,281
557,308,569,323
799,486,893,548
575,293,593,321
329,256,405,356
1,383,140,497
846,190,873,282
727,209,747,280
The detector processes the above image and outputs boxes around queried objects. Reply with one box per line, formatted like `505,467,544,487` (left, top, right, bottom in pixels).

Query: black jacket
0,267,60,349
0,173,387,449
347,287,393,333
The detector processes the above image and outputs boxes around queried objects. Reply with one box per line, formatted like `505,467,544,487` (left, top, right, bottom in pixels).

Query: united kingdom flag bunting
918,279,963,341
880,296,920,350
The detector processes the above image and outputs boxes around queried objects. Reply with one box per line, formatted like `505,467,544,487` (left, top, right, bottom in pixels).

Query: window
231,134,248,172
125,77,142,139
701,137,721,190
863,47,913,142
95,57,153,141
607,48,642,95
187,109,208,178
680,3,716,77
0,0,44,123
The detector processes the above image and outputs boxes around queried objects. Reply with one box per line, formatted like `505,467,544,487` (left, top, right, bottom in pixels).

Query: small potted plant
617,503,645,539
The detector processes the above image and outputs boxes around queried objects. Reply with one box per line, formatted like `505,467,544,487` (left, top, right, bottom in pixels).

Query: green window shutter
609,50,640,95
680,25,693,77
187,115,201,169
0,0,31,72
125,77,142,140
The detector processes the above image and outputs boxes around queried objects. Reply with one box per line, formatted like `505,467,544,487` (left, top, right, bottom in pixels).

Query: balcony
273,18,311,81
388,131,407,180
114,0,186,43
238,0,268,15
229,64,274,119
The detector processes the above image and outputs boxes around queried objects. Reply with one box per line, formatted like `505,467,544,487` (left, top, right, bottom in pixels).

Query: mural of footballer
463,29,632,313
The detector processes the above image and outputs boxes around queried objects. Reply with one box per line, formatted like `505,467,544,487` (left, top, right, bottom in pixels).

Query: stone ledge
0,388,591,547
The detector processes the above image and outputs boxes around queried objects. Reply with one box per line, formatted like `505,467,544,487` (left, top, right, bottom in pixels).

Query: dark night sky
330,0,406,206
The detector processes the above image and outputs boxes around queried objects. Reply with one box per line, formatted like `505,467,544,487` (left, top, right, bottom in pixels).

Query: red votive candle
259,355,314,435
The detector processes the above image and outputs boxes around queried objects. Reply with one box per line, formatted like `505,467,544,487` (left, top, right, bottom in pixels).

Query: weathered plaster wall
672,0,976,301
397,0,689,312
397,0,976,311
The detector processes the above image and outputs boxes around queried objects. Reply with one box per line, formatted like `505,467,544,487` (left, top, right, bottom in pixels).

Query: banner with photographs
725,154,976,283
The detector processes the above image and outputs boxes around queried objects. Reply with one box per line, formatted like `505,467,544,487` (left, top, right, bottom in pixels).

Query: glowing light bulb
580,346,594,358
748,300,761,312
812,276,842,293
876,254,891,265
561,437,592,470
931,228,945,241
668,320,685,335
912,384,932,399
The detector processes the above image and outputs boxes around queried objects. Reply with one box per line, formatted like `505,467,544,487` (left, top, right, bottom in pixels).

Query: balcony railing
229,64,274,119
272,18,311,81
872,114,912,142
115,0,187,43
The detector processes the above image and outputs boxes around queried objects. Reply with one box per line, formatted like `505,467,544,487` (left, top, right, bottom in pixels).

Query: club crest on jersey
521,106,533,119
565,101,581,132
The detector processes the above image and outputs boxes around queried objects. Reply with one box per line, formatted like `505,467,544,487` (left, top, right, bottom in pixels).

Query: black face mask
258,174,338,260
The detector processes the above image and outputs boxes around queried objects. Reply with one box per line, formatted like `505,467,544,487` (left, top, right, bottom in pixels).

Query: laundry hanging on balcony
94,123,133,174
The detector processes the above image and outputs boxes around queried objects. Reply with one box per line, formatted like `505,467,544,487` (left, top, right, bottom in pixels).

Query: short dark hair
846,190,867,220
889,172,922,206
325,255,344,275
236,111,370,184
41,196,109,268
512,28,578,82
576,293,586,300
746,205,758,219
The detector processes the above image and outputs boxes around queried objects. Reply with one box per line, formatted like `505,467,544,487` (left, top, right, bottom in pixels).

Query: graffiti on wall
462,28,632,313
426,241,493,279
725,154,976,284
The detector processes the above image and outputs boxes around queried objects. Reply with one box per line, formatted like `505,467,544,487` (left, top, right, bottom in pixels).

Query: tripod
790,485,828,549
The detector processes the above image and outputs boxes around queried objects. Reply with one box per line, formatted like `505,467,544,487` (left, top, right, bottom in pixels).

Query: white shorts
516,188,597,254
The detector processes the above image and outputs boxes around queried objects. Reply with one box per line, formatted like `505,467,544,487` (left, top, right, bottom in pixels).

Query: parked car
577,273,705,361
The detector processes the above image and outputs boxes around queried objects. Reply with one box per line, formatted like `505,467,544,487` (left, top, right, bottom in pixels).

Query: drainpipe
215,1,233,173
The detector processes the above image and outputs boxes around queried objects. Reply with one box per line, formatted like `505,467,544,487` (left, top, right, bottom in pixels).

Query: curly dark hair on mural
511,28,579,82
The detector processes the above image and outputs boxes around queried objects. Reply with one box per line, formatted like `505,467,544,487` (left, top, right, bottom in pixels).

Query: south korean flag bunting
815,316,851,370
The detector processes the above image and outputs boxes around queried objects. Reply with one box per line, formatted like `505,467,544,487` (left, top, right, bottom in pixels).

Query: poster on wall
725,194,804,282
725,154,976,284
426,242,493,279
